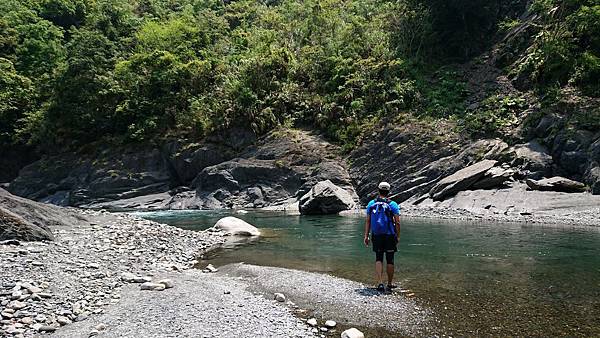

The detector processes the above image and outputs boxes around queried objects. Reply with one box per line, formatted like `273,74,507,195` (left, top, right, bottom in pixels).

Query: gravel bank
55,270,315,338
0,210,224,336
220,264,434,337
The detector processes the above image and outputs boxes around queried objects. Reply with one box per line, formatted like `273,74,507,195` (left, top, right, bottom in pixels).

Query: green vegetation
0,0,597,153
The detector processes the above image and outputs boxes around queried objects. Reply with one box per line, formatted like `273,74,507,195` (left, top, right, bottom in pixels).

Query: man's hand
364,235,369,246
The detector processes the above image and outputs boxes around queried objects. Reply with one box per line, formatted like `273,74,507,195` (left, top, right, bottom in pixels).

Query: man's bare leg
375,261,384,285
386,263,394,286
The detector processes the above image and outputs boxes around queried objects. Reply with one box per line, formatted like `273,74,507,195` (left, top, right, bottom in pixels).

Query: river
136,210,600,337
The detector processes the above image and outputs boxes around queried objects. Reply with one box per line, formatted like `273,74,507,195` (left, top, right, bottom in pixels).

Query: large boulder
429,160,498,201
471,166,515,189
213,216,260,236
509,140,553,179
0,188,86,241
299,180,355,214
588,167,600,195
525,177,587,193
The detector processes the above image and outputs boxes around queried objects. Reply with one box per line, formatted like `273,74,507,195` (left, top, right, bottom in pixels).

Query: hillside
1,0,598,207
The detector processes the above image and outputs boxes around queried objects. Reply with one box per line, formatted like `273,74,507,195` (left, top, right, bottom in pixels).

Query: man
364,181,401,292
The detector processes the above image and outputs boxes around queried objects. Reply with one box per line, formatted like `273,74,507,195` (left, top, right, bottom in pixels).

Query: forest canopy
0,0,597,151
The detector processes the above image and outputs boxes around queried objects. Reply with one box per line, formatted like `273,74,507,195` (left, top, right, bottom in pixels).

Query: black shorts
372,234,397,253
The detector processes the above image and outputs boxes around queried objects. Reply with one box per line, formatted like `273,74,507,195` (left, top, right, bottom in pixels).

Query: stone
140,282,166,291
1,311,13,319
8,301,27,310
430,160,498,200
20,317,33,325
509,141,553,178
324,320,337,328
341,328,365,338
132,276,153,283
299,180,355,215
35,314,47,322
57,316,71,325
22,283,42,294
526,177,587,193
274,293,286,302
471,167,515,189
307,318,318,327
205,264,218,273
89,329,99,337
212,217,260,236
95,323,107,331
587,166,600,195
37,325,56,332
157,279,174,289
121,272,136,283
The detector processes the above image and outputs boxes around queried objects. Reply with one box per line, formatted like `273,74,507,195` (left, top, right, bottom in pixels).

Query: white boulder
341,328,365,338
212,217,260,236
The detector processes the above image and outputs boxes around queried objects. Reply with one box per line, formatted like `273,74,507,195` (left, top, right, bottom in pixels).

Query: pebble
38,325,57,332
274,293,286,302
324,320,336,328
57,316,71,325
95,323,107,331
133,276,153,283
8,301,27,310
157,279,174,289
307,318,318,326
205,264,218,273
140,282,166,291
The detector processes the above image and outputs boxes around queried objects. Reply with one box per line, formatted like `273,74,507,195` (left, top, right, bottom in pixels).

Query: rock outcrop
429,160,498,201
299,180,355,214
189,129,358,209
212,217,260,236
0,188,85,241
508,141,553,179
526,177,587,193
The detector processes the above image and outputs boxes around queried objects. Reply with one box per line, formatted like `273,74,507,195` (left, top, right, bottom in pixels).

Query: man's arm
364,215,371,246
394,214,401,241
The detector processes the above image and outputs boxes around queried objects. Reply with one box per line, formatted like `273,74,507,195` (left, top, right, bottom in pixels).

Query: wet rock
430,160,498,200
299,180,355,215
325,320,337,328
212,217,260,236
526,177,587,193
341,328,365,338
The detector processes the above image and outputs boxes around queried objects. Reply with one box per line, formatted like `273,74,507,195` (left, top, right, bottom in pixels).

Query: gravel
220,263,433,336
0,210,315,337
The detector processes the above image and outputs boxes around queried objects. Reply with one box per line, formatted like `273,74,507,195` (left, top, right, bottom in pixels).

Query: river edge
0,208,431,337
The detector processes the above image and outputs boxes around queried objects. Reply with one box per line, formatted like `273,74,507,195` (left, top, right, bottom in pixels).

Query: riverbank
1,210,316,337
1,208,430,337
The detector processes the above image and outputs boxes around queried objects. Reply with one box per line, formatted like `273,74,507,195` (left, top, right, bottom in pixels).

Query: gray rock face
429,160,498,201
299,180,355,214
163,142,233,185
509,140,553,179
0,188,85,241
471,166,515,189
190,130,357,209
588,167,600,195
526,177,587,193
349,126,508,204
212,217,260,236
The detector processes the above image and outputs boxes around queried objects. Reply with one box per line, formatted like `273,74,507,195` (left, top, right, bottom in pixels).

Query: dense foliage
0,0,596,152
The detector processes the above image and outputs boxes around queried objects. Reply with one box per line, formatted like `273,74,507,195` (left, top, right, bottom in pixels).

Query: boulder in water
526,177,587,193
299,180,355,215
213,216,260,236
429,160,497,201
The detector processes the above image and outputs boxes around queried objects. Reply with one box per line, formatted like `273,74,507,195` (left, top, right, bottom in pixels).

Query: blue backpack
369,198,395,235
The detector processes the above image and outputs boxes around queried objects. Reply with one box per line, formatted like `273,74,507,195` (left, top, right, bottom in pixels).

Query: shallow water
136,210,600,336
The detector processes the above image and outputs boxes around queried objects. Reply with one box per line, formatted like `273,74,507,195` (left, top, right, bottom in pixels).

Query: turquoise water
137,210,600,336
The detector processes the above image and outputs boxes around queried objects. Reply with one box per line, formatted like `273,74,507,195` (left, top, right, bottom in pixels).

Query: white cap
378,182,391,191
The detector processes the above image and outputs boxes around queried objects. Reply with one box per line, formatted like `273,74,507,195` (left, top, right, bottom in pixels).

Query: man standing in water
364,182,401,292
